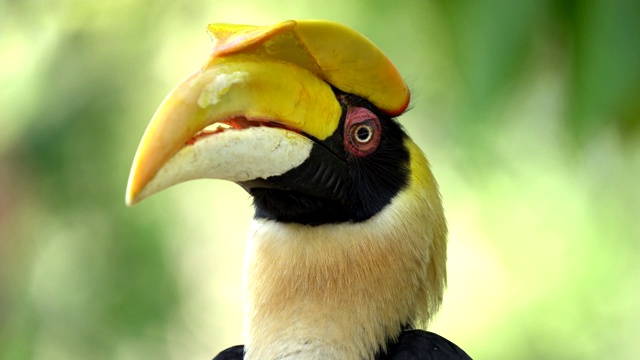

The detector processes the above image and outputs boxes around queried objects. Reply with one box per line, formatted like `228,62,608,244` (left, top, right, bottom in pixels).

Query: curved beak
125,57,341,205
125,20,409,206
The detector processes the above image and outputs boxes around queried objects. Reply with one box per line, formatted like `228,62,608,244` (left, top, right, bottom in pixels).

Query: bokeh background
1,0,639,359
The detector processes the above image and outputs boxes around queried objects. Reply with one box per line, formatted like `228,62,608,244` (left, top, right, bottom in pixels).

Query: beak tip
125,189,137,207
125,195,137,207
125,175,142,207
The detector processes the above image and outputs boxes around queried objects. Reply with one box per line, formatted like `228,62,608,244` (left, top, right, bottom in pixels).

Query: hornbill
126,20,471,360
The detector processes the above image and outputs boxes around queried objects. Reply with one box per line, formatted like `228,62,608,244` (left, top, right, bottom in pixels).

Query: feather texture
240,140,447,359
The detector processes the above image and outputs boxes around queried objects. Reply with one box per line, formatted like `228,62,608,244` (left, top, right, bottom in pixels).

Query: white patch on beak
197,71,249,108
133,126,313,203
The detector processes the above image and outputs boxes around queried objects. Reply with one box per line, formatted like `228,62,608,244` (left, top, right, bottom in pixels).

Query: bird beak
125,20,409,206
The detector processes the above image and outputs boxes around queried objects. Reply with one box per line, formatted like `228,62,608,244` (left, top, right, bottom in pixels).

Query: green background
1,0,639,359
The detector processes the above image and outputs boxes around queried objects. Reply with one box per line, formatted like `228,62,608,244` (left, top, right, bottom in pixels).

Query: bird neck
242,141,447,360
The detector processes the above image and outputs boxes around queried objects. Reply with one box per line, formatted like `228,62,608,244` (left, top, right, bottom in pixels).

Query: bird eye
344,107,381,157
353,124,374,144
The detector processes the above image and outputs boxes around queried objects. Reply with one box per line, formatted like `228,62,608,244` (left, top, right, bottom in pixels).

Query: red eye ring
344,107,381,157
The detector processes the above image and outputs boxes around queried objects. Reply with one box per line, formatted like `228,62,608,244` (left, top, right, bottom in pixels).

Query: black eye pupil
355,125,372,143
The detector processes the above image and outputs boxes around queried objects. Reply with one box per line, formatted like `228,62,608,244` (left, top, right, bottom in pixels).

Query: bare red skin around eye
344,107,381,157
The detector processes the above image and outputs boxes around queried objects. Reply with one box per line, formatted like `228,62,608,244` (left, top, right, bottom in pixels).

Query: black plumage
212,330,472,360
379,330,473,360
242,92,411,226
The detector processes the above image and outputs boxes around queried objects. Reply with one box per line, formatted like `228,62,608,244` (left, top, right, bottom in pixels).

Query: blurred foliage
0,0,638,359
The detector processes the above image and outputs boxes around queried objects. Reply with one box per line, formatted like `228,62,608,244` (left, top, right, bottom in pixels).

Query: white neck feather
242,143,446,360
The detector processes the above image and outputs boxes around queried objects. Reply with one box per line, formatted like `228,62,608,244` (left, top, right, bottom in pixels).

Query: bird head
125,20,411,218
126,20,447,359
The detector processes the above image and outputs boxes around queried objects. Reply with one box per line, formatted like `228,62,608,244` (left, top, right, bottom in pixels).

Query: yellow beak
125,20,409,205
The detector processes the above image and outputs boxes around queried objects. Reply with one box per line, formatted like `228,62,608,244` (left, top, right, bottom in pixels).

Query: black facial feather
244,92,411,226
